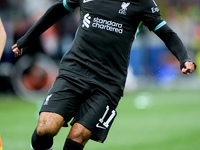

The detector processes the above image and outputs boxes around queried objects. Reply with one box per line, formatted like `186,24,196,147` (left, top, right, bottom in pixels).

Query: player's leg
31,112,65,150
67,123,92,145
63,123,92,150
31,76,84,150
63,88,120,150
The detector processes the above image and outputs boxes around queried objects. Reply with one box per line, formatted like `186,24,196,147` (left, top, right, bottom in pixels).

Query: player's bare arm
0,18,6,60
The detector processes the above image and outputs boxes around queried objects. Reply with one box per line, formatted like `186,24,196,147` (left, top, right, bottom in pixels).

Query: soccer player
0,18,6,60
12,0,196,149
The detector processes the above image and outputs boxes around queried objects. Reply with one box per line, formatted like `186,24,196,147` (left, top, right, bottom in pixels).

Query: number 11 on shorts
98,105,116,128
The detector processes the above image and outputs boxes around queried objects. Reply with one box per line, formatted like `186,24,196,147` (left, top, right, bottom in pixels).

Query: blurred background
0,0,200,100
0,0,200,150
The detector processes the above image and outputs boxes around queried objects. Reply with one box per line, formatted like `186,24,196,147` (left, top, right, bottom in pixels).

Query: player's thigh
40,76,84,127
71,88,119,143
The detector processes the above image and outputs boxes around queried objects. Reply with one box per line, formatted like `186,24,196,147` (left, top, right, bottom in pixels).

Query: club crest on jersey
44,94,52,105
119,2,130,15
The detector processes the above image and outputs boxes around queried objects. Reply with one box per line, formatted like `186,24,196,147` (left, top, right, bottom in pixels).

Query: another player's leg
63,123,92,150
31,112,65,150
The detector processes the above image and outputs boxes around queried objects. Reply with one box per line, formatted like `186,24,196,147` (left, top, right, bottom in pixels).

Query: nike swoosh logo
96,123,106,129
83,0,94,3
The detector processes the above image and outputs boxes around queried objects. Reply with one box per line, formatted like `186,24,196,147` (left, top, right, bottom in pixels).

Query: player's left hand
12,44,23,57
182,61,196,75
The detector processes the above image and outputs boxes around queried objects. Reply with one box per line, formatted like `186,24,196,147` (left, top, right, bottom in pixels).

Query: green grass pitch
0,89,200,150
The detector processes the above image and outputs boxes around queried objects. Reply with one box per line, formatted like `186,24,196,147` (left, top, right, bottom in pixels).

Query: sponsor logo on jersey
82,13,123,34
151,7,159,13
151,0,159,13
82,13,91,28
83,0,94,3
44,94,52,105
119,2,130,15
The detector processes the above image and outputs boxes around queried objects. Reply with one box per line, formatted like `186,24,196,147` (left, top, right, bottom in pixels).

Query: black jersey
17,0,192,96
60,0,165,96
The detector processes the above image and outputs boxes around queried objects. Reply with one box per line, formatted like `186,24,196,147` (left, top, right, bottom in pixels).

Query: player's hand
12,44,23,57
181,61,196,75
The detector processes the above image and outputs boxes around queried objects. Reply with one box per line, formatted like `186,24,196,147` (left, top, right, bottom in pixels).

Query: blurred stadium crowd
0,0,200,99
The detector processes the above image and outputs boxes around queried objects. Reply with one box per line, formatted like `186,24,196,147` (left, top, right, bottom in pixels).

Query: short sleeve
142,0,166,31
63,0,79,12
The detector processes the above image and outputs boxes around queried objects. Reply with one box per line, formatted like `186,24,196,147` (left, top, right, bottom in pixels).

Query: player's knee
67,123,92,145
37,112,65,136
68,132,90,145
37,124,58,137
36,126,46,136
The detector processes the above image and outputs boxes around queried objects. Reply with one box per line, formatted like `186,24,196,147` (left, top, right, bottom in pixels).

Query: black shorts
40,75,120,143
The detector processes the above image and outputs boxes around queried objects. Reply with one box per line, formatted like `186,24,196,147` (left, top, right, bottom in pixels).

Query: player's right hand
12,44,23,57
181,61,196,75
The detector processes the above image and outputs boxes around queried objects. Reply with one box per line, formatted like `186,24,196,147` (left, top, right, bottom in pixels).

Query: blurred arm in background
0,18,7,60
